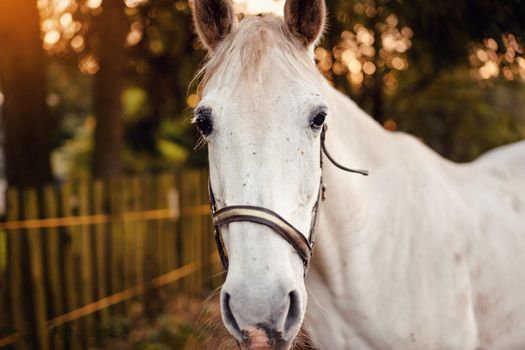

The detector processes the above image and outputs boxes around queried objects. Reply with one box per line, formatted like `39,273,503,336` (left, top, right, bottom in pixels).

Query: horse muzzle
220,275,305,349
239,325,292,350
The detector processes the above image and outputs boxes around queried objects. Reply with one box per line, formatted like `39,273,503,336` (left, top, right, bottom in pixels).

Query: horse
190,0,525,348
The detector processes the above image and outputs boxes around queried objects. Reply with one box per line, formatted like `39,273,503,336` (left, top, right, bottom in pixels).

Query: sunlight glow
233,0,285,15
38,0,82,53
186,94,200,108
127,21,143,46
35,0,524,83
86,0,102,9
55,0,72,12
391,56,407,70
79,55,99,75
44,30,61,46
71,35,85,51
362,61,376,75
59,12,73,27
46,93,60,107
318,12,413,92
124,0,149,8
469,34,525,82
127,29,142,46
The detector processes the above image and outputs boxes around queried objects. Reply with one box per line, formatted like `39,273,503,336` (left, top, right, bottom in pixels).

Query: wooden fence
0,169,222,349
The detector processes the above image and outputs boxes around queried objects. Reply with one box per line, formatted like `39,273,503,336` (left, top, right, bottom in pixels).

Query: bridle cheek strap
213,206,313,270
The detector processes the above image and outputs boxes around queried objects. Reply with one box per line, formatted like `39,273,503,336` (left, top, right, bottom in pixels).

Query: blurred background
0,0,524,349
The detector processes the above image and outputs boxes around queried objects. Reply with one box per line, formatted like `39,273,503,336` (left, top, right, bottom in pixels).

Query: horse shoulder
337,131,481,349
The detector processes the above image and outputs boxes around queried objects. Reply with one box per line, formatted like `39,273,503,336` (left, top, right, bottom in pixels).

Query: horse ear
192,0,236,51
284,0,326,47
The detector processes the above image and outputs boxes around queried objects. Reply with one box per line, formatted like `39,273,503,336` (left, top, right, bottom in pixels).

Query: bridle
208,125,368,274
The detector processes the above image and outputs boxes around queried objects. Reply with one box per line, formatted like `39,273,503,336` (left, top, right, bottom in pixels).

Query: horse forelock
193,14,319,96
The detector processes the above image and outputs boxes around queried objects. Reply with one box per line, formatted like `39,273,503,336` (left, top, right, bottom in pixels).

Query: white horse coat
307,88,525,349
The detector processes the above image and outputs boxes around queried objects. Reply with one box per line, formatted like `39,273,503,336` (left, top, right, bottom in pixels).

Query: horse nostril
221,292,242,337
284,290,301,334
220,287,304,343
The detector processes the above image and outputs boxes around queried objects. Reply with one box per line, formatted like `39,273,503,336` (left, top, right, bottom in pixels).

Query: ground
87,290,237,350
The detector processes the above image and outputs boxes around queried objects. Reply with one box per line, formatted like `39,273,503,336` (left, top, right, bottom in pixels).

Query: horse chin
239,326,292,350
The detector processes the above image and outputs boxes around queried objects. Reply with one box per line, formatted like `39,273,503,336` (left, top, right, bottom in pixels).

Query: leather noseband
213,206,313,267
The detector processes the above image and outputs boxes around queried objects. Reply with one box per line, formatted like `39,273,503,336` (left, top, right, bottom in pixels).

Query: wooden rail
0,254,219,348
0,171,222,349
0,205,210,230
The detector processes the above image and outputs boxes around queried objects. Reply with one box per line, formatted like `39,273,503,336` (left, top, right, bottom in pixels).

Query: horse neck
324,85,388,169
310,84,391,285
322,83,389,204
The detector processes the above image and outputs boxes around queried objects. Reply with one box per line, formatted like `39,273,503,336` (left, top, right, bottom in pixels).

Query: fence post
6,188,29,350
153,175,165,277
192,171,204,294
108,177,125,314
180,170,203,295
143,175,161,317
0,228,6,337
123,177,136,309
59,182,81,350
93,179,109,330
179,171,190,293
158,173,177,279
23,188,50,350
77,179,95,343
43,185,64,350
131,177,145,292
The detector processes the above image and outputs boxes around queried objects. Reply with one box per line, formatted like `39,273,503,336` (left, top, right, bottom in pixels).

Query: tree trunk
0,0,53,187
371,23,385,124
371,69,384,123
92,0,128,178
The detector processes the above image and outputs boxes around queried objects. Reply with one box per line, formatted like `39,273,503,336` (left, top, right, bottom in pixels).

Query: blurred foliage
36,0,206,178
396,69,525,160
320,0,525,161
1,0,524,179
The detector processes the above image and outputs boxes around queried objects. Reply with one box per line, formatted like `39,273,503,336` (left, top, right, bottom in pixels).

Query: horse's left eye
193,108,213,136
195,116,213,136
311,111,326,130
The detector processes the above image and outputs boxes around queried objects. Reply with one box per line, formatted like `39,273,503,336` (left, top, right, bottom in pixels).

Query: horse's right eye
193,108,213,136
311,111,327,130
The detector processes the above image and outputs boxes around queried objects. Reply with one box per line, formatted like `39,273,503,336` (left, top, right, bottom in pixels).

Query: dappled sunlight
124,0,149,8
86,0,102,8
316,10,413,95
36,0,525,86
78,54,99,74
470,34,525,82
38,0,83,53
126,21,143,46
186,94,201,109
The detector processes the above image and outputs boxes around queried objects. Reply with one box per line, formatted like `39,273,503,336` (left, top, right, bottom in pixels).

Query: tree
126,0,204,157
316,0,525,163
322,0,525,123
92,0,128,178
0,0,53,187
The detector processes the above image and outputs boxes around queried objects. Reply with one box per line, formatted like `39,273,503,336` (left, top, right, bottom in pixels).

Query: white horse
190,0,525,348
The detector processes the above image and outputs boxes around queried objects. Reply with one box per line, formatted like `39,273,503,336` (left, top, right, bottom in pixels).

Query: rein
208,124,368,274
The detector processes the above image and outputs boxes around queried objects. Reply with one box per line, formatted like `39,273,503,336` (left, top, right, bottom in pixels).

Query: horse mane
193,14,319,95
